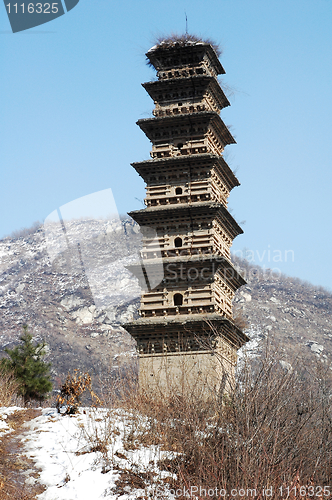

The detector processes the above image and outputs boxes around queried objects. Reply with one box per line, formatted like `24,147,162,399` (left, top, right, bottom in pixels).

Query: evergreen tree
0,325,52,402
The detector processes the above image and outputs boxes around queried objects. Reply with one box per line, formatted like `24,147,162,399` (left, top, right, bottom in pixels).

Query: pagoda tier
146,41,226,77
138,112,235,159
127,254,246,322
143,76,230,116
129,202,242,262
123,39,247,393
132,154,239,210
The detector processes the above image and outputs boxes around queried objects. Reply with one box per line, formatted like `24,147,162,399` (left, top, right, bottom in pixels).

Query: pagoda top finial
146,33,225,76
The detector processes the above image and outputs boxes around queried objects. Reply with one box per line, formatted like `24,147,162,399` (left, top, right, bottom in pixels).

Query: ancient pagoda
124,36,249,396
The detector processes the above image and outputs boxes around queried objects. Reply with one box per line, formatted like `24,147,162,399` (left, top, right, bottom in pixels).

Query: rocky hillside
233,256,332,370
0,220,331,389
0,219,141,389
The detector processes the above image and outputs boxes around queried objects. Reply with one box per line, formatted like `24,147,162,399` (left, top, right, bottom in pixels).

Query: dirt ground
0,409,45,500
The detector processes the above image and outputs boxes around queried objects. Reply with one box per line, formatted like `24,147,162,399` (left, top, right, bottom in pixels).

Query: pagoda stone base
138,345,235,398
124,314,249,397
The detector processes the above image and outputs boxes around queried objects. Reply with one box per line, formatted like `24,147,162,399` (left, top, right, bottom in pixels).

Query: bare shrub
56,370,102,415
75,344,332,497
0,370,21,407
7,221,41,240
109,349,332,496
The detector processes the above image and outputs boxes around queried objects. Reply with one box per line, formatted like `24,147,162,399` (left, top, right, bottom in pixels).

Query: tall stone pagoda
124,37,249,395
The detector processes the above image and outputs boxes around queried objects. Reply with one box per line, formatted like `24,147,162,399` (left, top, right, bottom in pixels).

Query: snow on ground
9,407,176,500
237,325,263,363
0,406,22,436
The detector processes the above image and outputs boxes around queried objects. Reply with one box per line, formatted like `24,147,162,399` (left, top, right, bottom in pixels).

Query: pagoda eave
124,314,249,350
127,254,246,292
131,154,240,191
137,111,236,146
128,202,243,239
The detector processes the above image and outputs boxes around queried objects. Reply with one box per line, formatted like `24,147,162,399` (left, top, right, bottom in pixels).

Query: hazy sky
1,0,331,289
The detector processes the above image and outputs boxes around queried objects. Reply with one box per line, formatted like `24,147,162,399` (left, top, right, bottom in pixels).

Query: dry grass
0,487,36,500
90,348,332,498
152,33,222,56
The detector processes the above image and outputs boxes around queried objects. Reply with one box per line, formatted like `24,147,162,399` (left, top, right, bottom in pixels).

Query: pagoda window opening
175,187,183,195
174,293,183,306
177,143,184,150
174,237,183,248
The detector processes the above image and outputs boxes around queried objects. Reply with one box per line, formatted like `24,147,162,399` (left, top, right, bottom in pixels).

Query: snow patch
20,407,175,499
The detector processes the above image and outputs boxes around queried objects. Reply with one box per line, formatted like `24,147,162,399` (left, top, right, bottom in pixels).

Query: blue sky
1,0,331,289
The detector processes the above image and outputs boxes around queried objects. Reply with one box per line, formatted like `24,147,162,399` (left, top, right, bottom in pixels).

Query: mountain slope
0,221,331,388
